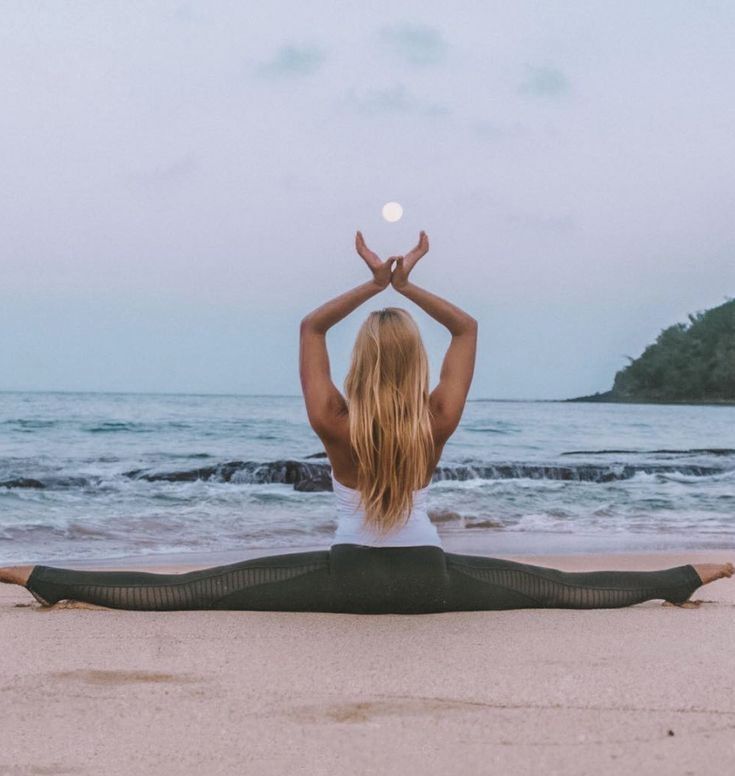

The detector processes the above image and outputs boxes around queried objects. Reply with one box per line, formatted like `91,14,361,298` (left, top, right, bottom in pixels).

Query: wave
2,458,732,492
123,460,332,489
86,421,195,433
431,463,728,484
464,424,519,434
122,459,734,488
1,419,196,434
0,419,58,430
0,476,93,490
86,421,151,433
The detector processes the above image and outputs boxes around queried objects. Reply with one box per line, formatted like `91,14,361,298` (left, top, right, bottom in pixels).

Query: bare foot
0,565,34,586
663,600,702,609
692,562,734,585
42,600,117,611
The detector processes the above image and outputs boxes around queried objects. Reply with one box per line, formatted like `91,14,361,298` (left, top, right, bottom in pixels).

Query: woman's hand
391,230,429,291
355,230,395,289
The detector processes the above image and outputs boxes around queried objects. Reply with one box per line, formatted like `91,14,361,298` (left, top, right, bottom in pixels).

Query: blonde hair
343,307,435,537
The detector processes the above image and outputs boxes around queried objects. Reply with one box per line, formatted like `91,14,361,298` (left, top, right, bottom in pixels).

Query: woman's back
331,471,442,548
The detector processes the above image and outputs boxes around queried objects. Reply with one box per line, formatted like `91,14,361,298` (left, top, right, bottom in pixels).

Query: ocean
1,391,734,565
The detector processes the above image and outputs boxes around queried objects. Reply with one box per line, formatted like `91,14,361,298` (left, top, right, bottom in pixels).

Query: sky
1,0,734,399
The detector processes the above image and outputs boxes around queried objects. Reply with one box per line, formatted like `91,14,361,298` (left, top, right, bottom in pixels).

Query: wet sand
1,548,734,775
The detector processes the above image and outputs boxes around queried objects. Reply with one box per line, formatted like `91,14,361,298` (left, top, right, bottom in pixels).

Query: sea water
1,391,733,563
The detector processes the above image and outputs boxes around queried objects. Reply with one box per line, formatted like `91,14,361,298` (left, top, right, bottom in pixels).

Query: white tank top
330,472,443,548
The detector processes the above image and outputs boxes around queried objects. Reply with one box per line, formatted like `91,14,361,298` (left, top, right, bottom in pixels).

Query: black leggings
24,544,702,613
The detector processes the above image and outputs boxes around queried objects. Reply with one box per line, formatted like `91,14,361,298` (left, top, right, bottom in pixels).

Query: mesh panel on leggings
27,559,328,611
446,558,698,609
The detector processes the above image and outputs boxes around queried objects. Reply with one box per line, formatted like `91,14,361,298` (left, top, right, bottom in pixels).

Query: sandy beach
2,546,733,776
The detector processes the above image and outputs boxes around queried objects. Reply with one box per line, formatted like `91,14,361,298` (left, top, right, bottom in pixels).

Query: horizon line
0,388,566,403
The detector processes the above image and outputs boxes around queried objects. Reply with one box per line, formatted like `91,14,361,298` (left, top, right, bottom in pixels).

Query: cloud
255,44,325,78
518,65,570,97
472,119,528,141
341,84,449,116
378,22,448,65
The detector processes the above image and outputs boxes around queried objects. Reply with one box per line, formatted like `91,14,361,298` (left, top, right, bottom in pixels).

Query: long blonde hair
343,307,435,537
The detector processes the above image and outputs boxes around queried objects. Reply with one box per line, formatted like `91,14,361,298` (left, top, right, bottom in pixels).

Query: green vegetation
572,298,735,404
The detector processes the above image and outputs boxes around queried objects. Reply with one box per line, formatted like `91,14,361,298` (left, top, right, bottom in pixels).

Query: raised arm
391,232,478,443
299,232,395,440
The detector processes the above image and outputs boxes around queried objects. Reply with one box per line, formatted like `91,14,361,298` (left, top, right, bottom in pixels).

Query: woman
1,231,732,612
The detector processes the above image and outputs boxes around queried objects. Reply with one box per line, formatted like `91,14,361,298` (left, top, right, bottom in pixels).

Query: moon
382,201,403,222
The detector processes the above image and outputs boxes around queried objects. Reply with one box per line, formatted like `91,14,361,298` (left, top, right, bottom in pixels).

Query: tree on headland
571,297,735,404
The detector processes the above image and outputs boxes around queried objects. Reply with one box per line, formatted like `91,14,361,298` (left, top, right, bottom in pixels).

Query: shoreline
566,394,735,406
17,540,735,572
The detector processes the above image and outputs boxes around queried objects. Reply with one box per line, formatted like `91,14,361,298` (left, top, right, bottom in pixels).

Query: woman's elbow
301,316,327,335
463,316,478,333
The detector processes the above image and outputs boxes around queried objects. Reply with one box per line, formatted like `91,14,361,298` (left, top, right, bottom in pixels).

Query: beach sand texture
1,550,734,776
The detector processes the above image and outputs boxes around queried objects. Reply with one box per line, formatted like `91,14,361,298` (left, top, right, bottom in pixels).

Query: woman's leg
23,551,335,611
443,553,712,610
19,545,452,614
7,552,733,613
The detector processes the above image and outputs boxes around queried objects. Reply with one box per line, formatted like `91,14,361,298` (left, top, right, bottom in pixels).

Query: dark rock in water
464,518,504,529
427,509,462,523
0,476,93,490
0,477,46,489
294,471,333,492
120,457,731,490
49,477,93,488
3,454,731,495
304,451,328,459
263,460,327,485
123,459,335,490
124,461,255,483
123,465,219,483
432,462,724,483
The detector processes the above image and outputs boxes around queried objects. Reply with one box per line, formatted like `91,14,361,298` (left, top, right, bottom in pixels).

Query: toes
663,600,702,609
51,600,116,611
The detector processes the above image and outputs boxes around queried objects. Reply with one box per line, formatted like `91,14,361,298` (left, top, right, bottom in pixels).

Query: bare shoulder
429,413,449,460
428,393,459,450
315,411,355,486
323,410,446,490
